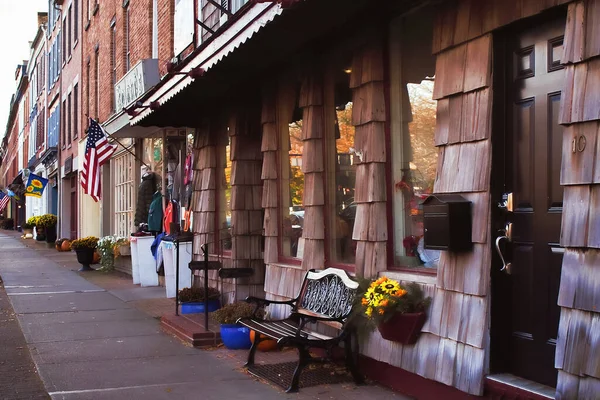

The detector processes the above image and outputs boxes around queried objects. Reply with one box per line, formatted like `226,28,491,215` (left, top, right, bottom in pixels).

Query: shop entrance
491,14,565,387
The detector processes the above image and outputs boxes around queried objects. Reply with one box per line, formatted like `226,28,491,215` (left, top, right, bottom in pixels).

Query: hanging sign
24,173,48,198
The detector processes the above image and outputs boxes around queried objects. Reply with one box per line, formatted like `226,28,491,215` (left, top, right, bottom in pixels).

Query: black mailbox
422,194,472,252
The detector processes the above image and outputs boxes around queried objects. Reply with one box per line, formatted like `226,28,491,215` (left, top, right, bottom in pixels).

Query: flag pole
85,115,151,170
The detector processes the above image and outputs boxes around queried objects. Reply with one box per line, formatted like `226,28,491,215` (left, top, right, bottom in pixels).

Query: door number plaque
572,135,587,153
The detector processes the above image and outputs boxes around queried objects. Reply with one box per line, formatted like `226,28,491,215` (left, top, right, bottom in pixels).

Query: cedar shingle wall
555,1,600,397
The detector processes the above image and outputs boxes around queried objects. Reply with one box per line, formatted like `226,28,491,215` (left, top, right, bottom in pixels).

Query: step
161,313,221,348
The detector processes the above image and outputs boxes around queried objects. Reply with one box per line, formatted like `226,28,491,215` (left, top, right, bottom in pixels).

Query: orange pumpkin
92,251,100,264
250,330,278,352
61,240,71,251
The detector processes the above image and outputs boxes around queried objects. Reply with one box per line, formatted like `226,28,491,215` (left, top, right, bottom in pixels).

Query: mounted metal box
422,194,472,252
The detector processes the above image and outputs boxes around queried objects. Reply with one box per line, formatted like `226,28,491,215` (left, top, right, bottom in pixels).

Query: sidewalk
0,231,405,400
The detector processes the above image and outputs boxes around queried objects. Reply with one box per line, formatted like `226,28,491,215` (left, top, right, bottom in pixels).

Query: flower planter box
220,324,252,349
180,299,221,314
378,312,426,344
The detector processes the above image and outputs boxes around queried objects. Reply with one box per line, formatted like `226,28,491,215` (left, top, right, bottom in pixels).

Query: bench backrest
296,268,359,322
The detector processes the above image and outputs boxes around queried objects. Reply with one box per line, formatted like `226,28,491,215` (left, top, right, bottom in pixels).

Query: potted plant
37,214,58,243
27,216,44,241
178,287,221,314
97,235,129,271
22,222,34,237
70,236,99,272
211,302,260,350
354,277,431,344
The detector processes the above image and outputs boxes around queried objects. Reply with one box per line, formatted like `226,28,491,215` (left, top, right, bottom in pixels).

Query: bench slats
239,318,333,342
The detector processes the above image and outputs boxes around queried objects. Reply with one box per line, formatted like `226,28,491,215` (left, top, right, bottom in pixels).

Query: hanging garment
163,201,174,235
148,192,164,232
183,153,193,185
134,172,157,226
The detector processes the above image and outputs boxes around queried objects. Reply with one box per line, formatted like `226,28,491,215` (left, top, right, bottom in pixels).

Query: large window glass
217,135,232,252
390,10,439,270
327,67,356,265
280,87,304,259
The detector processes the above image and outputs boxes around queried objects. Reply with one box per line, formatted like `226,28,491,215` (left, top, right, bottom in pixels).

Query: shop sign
64,155,73,175
115,59,160,112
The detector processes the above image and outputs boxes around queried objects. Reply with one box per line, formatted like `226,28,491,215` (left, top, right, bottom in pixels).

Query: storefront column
230,110,265,300
192,124,217,265
350,43,388,277
261,88,279,264
299,73,325,270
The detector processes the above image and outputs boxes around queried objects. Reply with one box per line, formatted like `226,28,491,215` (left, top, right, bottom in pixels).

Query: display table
162,239,192,298
130,236,158,287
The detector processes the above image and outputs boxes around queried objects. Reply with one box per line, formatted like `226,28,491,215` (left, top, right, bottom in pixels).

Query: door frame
488,6,568,379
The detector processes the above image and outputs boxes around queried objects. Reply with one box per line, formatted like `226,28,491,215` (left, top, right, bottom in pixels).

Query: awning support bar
196,19,215,35
110,137,151,170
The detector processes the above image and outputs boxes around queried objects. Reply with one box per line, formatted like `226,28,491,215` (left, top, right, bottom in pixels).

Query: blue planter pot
180,299,221,314
220,324,252,349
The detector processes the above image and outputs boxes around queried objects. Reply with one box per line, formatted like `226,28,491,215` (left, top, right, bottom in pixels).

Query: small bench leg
345,335,364,385
245,336,260,367
286,347,310,393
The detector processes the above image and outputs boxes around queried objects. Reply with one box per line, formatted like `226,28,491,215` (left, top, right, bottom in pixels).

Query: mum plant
211,301,262,325
36,214,57,228
178,286,220,303
26,216,39,226
96,235,129,271
354,277,431,327
70,236,99,251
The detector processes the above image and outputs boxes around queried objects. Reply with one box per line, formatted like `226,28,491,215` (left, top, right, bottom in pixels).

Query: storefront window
281,94,304,259
390,11,439,270
217,135,232,252
142,137,163,179
113,150,135,237
327,68,356,264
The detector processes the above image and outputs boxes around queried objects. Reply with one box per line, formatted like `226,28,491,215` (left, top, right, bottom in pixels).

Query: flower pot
377,312,426,344
180,299,221,314
35,227,46,241
250,330,278,352
23,228,33,236
220,324,252,350
45,226,57,243
75,248,95,272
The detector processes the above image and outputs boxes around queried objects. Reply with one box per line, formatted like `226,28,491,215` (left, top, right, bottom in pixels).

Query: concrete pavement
0,232,403,400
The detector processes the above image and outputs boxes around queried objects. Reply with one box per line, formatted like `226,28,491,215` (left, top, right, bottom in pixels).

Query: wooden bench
237,267,363,393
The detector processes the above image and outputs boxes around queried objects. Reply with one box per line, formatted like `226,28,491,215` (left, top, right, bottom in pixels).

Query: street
0,232,401,400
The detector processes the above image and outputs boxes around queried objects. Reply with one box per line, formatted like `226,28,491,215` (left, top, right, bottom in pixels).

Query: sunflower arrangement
358,277,431,325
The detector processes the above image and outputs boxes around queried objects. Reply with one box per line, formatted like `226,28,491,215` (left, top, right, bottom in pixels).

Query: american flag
80,118,116,202
0,191,9,213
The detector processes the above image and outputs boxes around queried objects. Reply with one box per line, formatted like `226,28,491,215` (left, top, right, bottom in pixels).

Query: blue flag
24,173,48,198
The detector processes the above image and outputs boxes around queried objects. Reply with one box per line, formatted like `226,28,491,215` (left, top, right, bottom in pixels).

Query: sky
0,0,48,138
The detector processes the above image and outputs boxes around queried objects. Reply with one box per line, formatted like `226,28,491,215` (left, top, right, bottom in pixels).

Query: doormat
247,361,354,390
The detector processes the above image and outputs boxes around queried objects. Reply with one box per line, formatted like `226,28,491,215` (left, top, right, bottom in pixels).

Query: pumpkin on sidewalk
250,330,278,352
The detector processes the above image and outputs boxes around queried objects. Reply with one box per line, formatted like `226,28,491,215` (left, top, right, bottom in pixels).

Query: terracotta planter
377,312,426,344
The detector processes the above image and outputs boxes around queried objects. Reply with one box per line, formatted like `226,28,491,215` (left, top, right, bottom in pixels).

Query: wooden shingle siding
560,59,600,124
434,89,492,145
261,87,278,264
563,0,600,63
558,249,600,313
300,73,326,271
351,40,388,278
556,0,600,395
560,122,600,185
433,140,491,193
432,0,572,54
432,34,491,99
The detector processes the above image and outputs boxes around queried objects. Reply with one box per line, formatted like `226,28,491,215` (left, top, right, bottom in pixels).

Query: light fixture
343,68,352,74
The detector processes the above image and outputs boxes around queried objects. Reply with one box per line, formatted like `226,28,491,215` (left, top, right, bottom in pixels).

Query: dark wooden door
492,17,565,387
